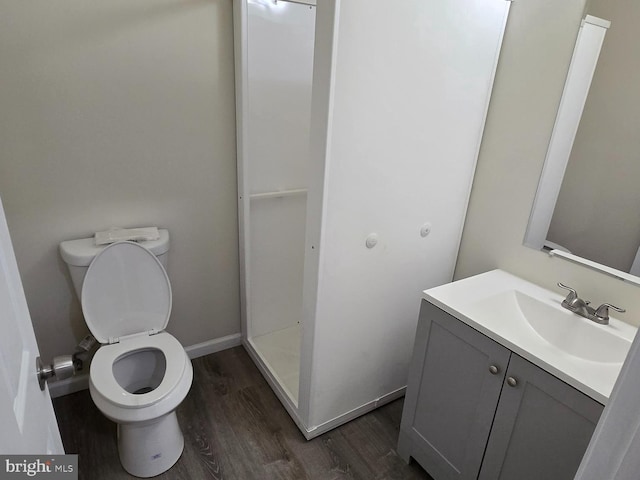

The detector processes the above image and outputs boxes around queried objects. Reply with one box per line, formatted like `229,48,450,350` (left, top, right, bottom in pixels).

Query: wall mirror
524,1,640,283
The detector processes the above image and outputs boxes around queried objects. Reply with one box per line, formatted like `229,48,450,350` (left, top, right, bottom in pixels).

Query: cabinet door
398,300,511,480
479,354,603,480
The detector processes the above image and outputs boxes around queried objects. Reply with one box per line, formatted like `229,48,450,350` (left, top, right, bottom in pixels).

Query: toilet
60,230,193,478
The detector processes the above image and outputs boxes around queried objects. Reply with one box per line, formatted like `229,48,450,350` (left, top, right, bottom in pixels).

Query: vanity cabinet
398,300,603,480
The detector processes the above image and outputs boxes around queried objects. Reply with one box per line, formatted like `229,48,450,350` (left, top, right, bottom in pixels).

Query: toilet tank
59,229,170,300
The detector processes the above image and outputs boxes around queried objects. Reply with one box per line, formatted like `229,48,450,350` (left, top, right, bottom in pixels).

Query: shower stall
234,0,511,438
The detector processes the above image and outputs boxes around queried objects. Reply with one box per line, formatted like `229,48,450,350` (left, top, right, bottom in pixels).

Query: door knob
489,365,499,375
507,376,518,387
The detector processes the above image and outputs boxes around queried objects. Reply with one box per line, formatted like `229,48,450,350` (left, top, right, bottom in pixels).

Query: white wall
456,0,640,326
0,0,240,361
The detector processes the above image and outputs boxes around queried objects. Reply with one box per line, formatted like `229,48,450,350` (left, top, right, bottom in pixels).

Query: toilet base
117,411,184,478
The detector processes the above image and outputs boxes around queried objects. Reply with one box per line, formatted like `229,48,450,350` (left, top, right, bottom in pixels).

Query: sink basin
466,290,631,364
423,270,638,403
514,291,631,363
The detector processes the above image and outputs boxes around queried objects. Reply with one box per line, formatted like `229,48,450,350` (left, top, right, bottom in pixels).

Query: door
398,301,511,480
479,354,603,480
0,196,63,453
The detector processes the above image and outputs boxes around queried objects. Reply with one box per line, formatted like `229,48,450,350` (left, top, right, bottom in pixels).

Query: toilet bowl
89,332,193,477
60,233,193,478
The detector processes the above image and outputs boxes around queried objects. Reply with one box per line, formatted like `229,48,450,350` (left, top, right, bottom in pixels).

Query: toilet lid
82,241,172,344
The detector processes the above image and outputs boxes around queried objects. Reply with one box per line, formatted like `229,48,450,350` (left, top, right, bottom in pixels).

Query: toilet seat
81,241,172,344
90,332,188,409
83,241,191,412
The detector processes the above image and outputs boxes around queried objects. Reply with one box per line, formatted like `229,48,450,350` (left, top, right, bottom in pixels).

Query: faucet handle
594,303,626,322
557,282,578,302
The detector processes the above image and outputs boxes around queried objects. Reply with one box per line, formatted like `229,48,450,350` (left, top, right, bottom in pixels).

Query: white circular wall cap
365,233,378,249
420,223,432,238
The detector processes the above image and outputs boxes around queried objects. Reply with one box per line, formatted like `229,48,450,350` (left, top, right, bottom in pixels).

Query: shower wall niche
234,0,511,438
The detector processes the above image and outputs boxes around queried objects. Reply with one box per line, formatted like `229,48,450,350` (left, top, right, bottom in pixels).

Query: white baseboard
304,386,406,439
184,333,242,359
48,332,242,399
48,374,89,399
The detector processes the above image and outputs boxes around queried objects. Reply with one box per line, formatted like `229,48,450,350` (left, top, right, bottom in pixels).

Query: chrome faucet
557,283,625,325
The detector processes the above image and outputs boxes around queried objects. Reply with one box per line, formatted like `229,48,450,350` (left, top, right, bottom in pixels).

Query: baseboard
48,333,242,399
304,386,407,439
184,333,242,359
48,374,89,399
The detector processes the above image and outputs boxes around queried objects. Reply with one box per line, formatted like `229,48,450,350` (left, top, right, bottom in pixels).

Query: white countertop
422,270,637,404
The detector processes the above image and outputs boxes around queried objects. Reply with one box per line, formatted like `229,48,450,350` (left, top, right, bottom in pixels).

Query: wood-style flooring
53,346,431,480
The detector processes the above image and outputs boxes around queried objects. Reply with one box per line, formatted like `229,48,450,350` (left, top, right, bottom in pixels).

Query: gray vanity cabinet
397,300,511,479
478,354,603,480
398,300,604,480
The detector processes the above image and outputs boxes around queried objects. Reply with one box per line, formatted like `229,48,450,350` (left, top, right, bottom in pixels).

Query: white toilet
60,230,193,478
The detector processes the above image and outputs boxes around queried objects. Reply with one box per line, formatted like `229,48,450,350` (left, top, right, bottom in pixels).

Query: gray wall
0,0,240,360
456,0,640,326
548,0,640,272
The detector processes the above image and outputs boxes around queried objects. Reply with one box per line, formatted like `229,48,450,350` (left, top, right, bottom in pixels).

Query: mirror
524,1,640,280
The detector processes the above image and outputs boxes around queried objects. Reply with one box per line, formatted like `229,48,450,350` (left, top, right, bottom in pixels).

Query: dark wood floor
53,346,431,480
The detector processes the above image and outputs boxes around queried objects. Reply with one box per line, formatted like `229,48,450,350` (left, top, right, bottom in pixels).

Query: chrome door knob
489,365,499,375
507,376,518,387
